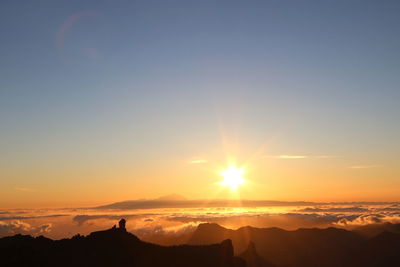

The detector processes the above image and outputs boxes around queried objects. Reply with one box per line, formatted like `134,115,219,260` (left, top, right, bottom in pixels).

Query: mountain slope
0,222,245,267
239,242,276,267
188,223,400,267
353,222,400,238
350,231,400,267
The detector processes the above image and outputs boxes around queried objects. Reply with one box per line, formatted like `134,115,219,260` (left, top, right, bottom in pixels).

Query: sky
1,0,400,208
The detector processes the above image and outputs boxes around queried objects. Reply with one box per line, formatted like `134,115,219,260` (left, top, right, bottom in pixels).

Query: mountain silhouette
353,222,400,238
155,194,187,201
2,220,399,267
0,219,245,267
239,242,276,267
350,231,400,266
95,199,319,210
188,223,400,267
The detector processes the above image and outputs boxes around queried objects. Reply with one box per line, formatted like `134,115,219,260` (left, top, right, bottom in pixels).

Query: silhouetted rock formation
189,223,400,267
0,220,245,267
119,218,126,231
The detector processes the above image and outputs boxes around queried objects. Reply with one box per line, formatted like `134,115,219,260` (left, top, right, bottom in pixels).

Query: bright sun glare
219,165,246,191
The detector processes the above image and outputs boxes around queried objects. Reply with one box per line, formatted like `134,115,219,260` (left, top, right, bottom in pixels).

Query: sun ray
219,165,246,191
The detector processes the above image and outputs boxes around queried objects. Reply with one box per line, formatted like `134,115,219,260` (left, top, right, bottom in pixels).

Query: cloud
0,221,52,237
314,155,337,159
1,202,399,240
334,213,400,226
130,221,201,245
274,155,308,159
189,159,208,164
14,187,35,192
166,212,363,231
95,199,321,210
297,206,370,213
0,214,66,221
375,206,400,212
269,155,337,159
349,165,382,169
133,221,199,236
335,215,384,226
72,214,155,225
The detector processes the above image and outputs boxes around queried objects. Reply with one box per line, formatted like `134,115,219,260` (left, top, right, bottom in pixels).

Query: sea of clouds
1,203,400,244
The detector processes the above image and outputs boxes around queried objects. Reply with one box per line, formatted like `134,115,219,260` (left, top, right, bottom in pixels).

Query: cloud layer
0,221,52,236
1,202,399,242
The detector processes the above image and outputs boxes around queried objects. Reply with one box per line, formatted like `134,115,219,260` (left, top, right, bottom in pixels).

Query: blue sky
1,0,400,205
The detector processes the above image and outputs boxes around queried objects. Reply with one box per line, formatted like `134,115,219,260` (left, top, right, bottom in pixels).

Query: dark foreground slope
0,225,245,267
188,223,400,267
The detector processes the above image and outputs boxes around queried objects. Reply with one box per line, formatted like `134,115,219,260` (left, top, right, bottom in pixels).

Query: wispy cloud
0,215,66,221
268,155,337,159
14,187,35,192
314,155,337,159
273,155,308,159
349,165,382,169
297,206,370,213
189,159,208,164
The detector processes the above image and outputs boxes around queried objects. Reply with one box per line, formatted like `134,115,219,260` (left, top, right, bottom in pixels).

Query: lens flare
219,165,246,191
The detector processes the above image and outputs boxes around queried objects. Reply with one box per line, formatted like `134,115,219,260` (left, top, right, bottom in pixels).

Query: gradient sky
1,0,400,207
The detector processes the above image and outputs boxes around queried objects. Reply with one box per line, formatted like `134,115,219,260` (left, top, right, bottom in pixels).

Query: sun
219,165,246,191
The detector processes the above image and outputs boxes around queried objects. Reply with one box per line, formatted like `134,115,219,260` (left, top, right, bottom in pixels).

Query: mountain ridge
189,223,400,267
2,220,399,267
0,220,245,267
94,197,399,210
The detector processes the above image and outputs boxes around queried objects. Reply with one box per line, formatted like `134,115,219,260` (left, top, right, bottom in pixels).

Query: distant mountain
94,197,400,210
155,194,187,201
188,223,400,267
96,200,400,210
353,222,400,238
0,220,245,267
95,199,318,210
